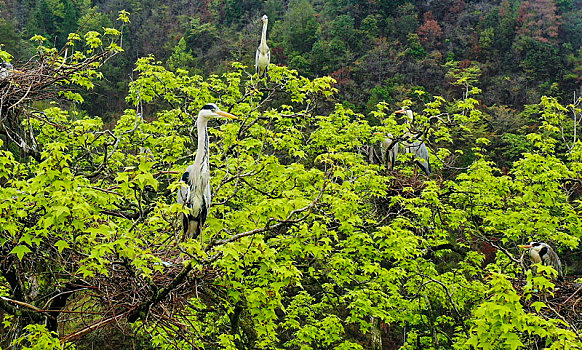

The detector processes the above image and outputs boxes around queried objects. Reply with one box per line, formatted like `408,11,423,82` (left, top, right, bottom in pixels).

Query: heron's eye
532,242,540,246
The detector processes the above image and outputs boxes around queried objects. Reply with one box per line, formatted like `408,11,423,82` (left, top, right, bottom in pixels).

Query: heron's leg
181,213,188,235
250,71,255,85
185,220,197,241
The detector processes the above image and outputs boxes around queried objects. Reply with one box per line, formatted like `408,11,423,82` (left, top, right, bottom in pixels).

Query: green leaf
134,173,159,190
55,240,70,253
531,301,546,313
10,245,31,261
503,332,524,350
30,34,47,42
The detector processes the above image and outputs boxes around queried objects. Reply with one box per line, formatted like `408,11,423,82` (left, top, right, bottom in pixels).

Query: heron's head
0,61,23,75
261,15,268,23
518,241,546,253
395,109,414,121
197,103,238,121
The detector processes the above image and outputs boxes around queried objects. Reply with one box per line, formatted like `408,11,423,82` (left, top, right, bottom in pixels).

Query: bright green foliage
2,24,582,349
10,324,63,350
465,273,581,350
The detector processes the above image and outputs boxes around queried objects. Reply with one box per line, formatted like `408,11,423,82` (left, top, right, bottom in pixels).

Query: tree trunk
370,316,382,350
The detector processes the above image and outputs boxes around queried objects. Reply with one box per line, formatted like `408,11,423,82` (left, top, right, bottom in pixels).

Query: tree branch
207,178,327,251
0,297,46,323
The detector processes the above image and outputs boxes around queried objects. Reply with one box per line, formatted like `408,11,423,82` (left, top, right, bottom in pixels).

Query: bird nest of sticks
0,48,118,159
59,248,224,343
514,276,582,331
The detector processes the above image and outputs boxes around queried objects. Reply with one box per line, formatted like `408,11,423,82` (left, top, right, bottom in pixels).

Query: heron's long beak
395,109,406,114
216,110,238,120
12,70,24,75
518,244,532,249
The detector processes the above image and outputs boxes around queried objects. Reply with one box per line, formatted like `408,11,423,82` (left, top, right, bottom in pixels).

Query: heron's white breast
187,170,211,214
529,250,542,264
257,51,269,64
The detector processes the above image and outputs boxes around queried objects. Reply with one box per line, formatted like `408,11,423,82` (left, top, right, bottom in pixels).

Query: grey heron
0,61,23,80
377,109,431,175
255,15,270,78
519,242,564,281
177,103,237,243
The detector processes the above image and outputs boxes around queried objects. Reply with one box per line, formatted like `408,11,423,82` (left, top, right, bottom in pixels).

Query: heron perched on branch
519,242,564,281
177,103,237,243
378,109,431,175
255,15,270,78
0,61,23,80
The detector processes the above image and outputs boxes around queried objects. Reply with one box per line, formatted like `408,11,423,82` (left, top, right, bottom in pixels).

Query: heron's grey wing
543,246,563,277
380,134,398,170
177,171,191,204
408,141,430,175
177,171,193,236
379,143,386,165
416,142,429,163
416,142,431,174
199,182,211,227
177,186,189,204
539,246,552,265
266,48,271,71
391,142,399,170
255,48,260,74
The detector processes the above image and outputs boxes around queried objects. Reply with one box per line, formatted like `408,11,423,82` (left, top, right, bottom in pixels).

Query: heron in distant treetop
177,103,237,243
255,15,270,78
519,241,564,281
0,61,23,80
378,109,431,175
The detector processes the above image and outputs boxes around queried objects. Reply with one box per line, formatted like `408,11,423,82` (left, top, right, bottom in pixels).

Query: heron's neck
260,21,268,48
194,118,209,168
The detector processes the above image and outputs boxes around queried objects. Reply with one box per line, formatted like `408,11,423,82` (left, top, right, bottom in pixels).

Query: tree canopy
1,2,582,350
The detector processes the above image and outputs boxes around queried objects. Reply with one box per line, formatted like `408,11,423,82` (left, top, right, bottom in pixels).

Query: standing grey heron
255,15,270,78
0,61,23,80
519,242,564,281
177,103,237,243
377,109,431,175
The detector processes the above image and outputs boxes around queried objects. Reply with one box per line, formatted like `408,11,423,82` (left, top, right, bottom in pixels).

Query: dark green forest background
3,0,582,170
3,0,581,118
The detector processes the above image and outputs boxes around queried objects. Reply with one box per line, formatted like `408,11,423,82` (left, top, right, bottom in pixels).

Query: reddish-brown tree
517,0,561,44
417,11,443,49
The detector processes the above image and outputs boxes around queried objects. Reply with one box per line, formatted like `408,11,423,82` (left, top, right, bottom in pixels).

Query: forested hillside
3,0,582,112
2,0,582,349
